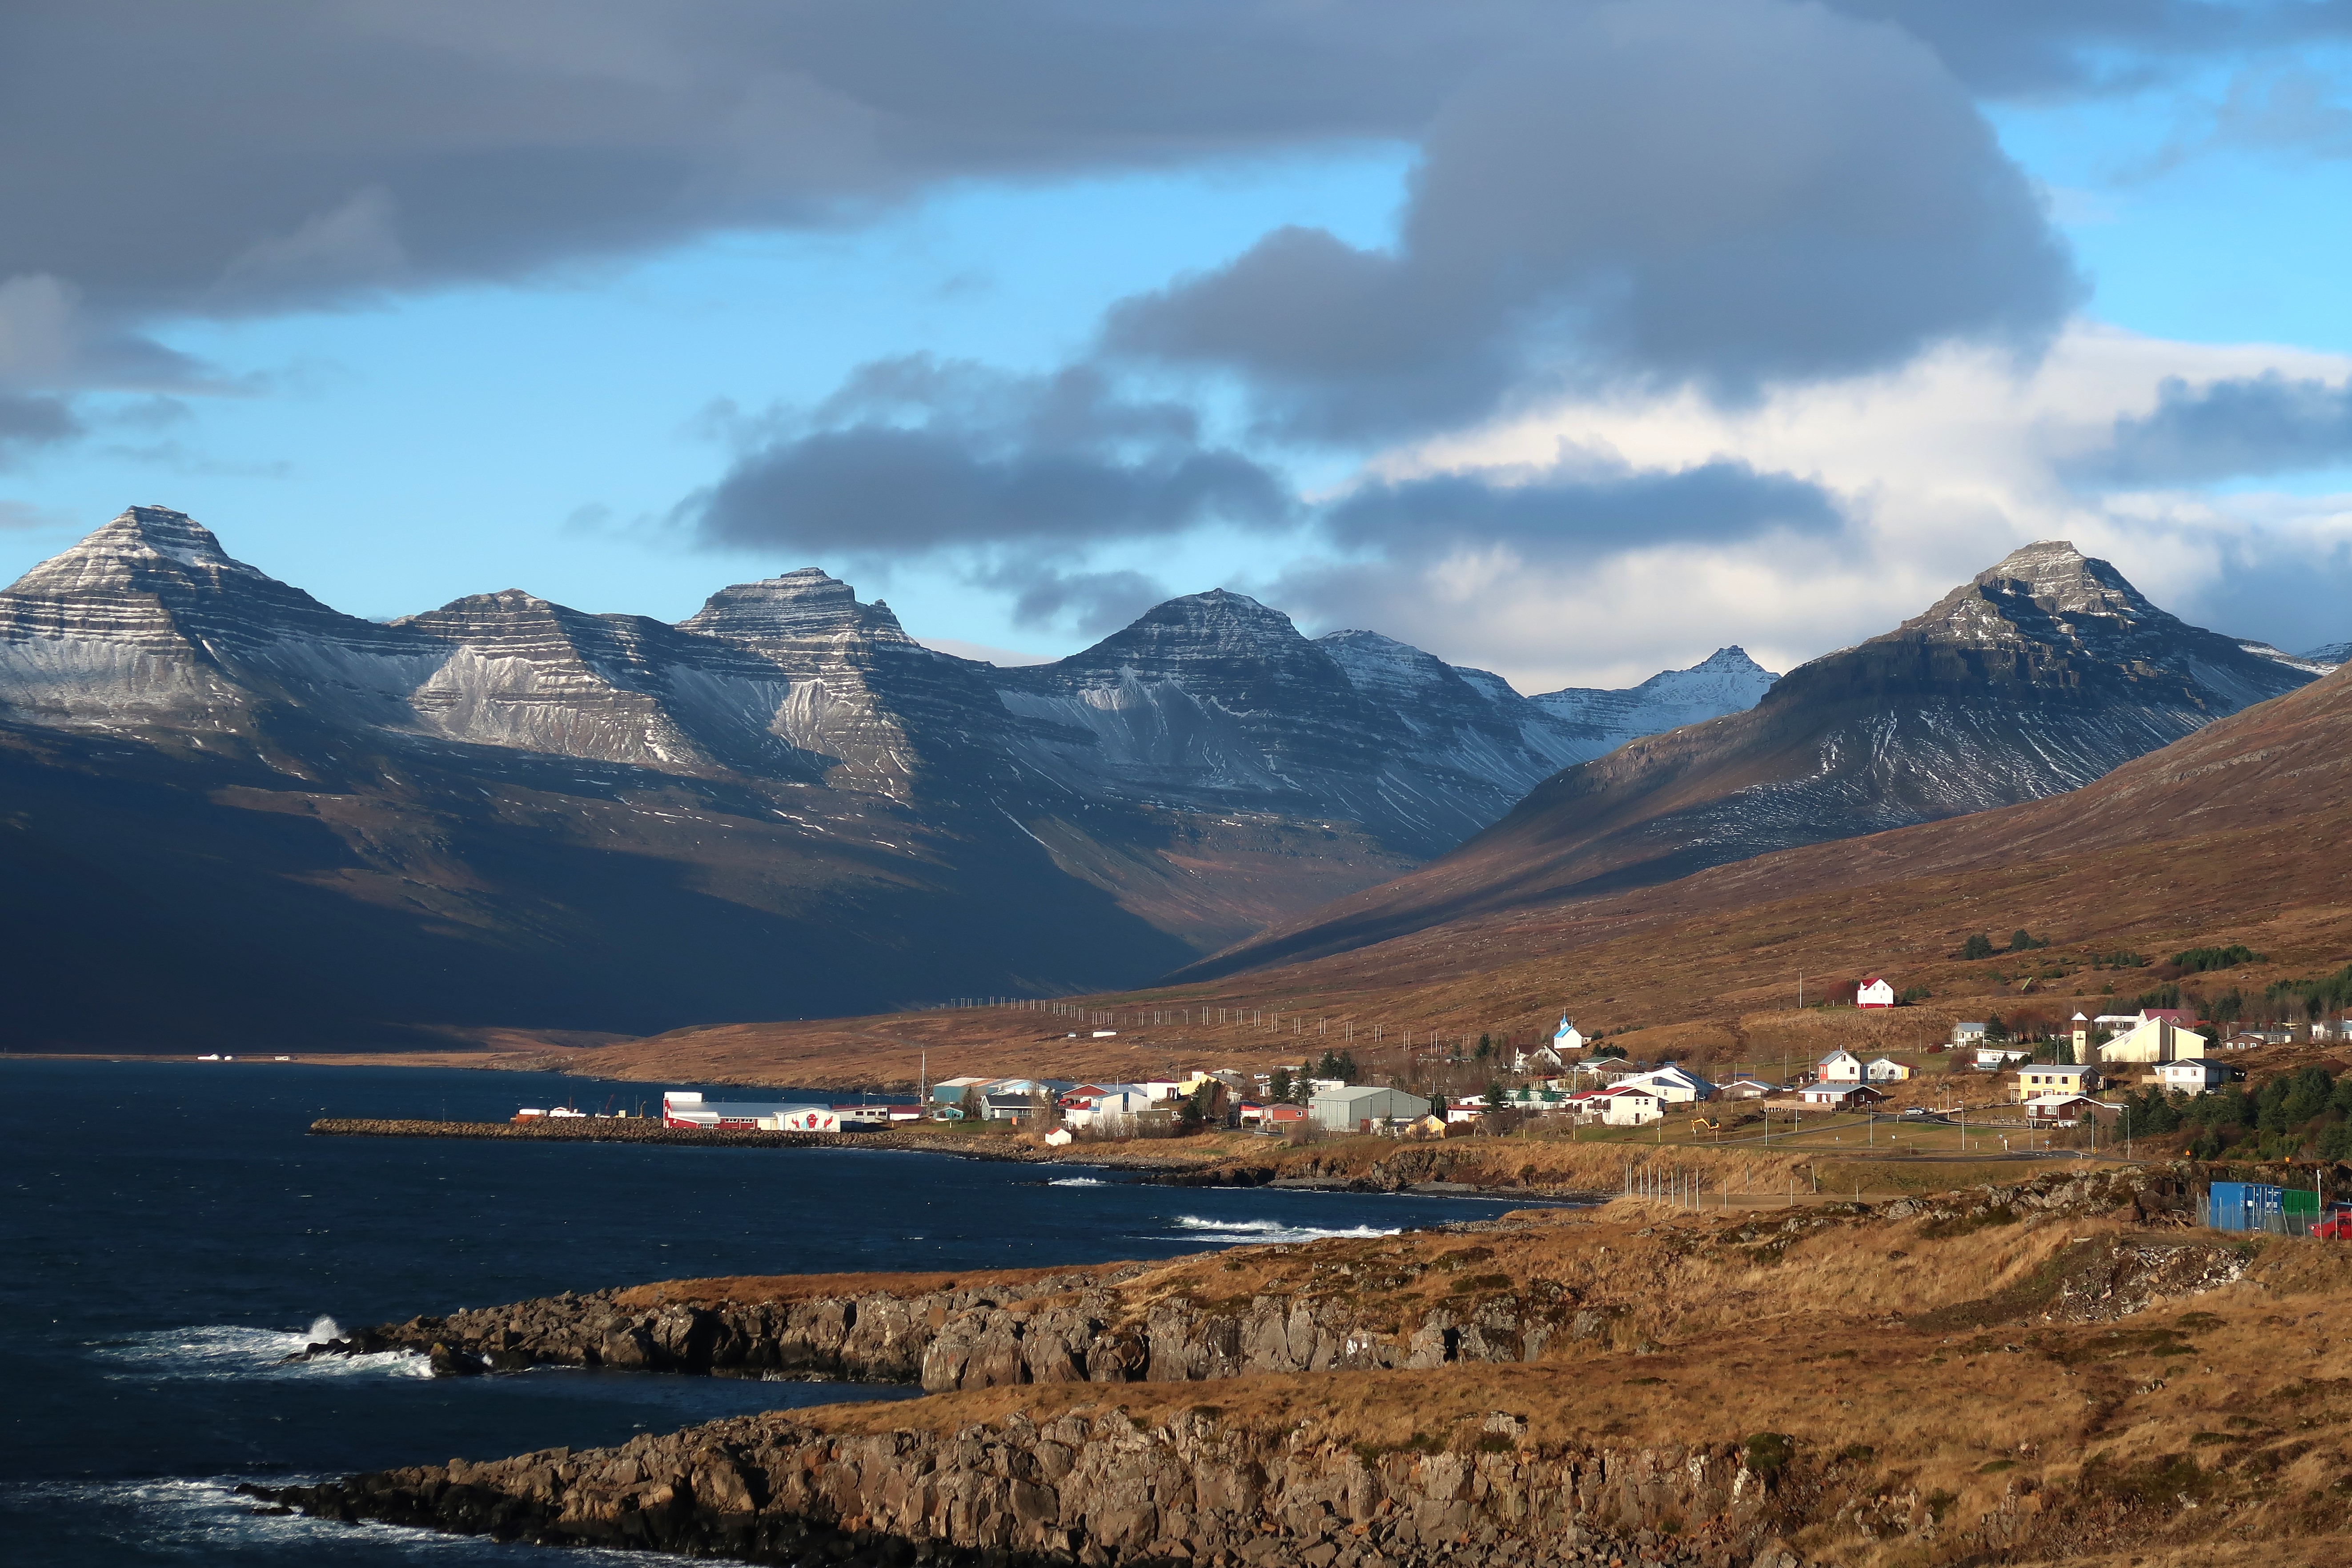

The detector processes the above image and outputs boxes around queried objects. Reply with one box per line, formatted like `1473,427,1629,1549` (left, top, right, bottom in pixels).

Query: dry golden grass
614,1260,1140,1310
747,1213,2352,1566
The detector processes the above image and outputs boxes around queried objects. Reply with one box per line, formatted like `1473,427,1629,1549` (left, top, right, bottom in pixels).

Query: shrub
2009,929,2044,952
1897,985,1931,1004
2174,944,2263,973
1743,1432,1795,1478
1961,933,1995,960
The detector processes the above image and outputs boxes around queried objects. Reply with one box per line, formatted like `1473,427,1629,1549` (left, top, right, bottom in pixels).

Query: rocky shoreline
248,1407,1816,1568
266,1163,2314,1568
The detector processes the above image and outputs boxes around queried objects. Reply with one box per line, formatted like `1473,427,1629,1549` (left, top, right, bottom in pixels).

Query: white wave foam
0,1475,640,1558
1047,1177,1108,1187
92,1321,428,1381
1166,1216,1401,1245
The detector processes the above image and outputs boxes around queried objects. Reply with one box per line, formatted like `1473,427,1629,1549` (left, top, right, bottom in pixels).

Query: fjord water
0,1059,1509,1564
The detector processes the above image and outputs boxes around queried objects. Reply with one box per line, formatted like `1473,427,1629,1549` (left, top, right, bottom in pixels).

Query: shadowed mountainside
1179,541,2320,981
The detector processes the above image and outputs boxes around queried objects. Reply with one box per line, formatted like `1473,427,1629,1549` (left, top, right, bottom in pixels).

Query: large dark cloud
687,357,1292,556
1325,458,1842,560
1106,0,2081,437
2079,372,2352,485
6,1,2314,333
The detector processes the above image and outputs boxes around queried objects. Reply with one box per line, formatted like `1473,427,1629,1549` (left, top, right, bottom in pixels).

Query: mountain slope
0,506,1780,1045
1180,540,2317,979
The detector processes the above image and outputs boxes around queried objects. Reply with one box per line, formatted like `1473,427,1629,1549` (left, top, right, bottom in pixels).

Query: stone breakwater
306,1119,1232,1172
309,1119,996,1153
253,1406,1826,1568
295,1262,1576,1392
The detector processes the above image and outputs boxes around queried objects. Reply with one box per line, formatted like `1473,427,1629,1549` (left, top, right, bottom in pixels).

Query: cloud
685,356,1292,557
977,562,1172,636
1818,1,2352,97
1323,457,1842,561
2080,372,2352,485
1104,0,2079,438
11,2,2292,340
0,393,81,465
1244,325,2352,691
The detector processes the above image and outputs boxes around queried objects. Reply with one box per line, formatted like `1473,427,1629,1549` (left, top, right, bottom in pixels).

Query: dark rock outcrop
253,1406,1813,1567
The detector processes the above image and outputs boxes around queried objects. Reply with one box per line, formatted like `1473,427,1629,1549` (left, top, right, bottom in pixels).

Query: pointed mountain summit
1533,646,1780,749
0,503,1794,1043
0,504,415,658
1180,541,2318,980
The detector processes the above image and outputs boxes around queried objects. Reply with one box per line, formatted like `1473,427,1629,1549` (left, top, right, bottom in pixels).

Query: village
546,972,2352,1182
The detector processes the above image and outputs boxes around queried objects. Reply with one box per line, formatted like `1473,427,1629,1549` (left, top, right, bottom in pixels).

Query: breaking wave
91,1317,428,1381
1046,1177,1108,1187
1164,1216,1401,1245
0,1475,638,1560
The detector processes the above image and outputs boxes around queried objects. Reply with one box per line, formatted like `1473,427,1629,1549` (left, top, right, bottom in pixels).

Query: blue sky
4,5,2351,687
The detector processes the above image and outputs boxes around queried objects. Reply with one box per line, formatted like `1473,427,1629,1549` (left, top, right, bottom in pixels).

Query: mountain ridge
0,505,1775,1044
1176,539,2320,982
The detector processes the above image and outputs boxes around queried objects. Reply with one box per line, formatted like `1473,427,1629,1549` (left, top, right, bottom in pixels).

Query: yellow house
2017,1063,2100,1102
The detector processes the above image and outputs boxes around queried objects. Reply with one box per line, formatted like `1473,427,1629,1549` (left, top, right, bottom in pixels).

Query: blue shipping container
2209,1181,2284,1231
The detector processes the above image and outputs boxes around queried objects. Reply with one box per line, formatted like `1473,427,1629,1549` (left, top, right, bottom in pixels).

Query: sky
4,2,2352,692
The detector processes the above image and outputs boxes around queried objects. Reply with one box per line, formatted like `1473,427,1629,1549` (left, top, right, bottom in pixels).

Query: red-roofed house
1857,977,1896,1008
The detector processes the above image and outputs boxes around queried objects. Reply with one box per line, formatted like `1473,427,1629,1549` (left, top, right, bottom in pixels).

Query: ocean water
0,1058,1514,1564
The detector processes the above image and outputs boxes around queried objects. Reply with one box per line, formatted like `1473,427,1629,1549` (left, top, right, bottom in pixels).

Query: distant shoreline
306,1117,1236,1173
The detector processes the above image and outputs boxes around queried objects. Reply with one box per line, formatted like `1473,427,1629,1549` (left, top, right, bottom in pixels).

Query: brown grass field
569,1176,2352,1566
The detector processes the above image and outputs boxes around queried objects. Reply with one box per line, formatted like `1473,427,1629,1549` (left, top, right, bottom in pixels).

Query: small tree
1962,934,1995,960
958,1084,983,1123
1267,1065,1292,1103
1485,1079,1509,1115
2009,928,2042,953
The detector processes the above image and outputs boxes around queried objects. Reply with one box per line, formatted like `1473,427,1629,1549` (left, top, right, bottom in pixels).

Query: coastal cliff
258,1405,1812,1567
302,1166,2218,1395
271,1165,2352,1566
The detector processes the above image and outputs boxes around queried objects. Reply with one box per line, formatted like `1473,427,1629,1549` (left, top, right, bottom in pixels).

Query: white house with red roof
1857,976,1896,1008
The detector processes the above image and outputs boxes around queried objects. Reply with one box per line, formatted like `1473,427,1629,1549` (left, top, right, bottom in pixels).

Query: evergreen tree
1961,934,1995,960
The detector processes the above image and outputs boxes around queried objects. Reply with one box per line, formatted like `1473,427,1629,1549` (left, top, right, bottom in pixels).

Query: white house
2158,1058,2233,1093
2100,1015,2209,1066
1551,1013,1585,1054
1818,1050,1865,1083
2016,1064,2100,1102
1863,1057,1911,1083
1951,1021,1989,1047
1716,1076,1779,1099
1974,1046,2034,1071
1514,1042,1565,1074
1857,976,1896,1009
1599,1086,1666,1126
1063,1086,1154,1131
1616,1064,1714,1103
